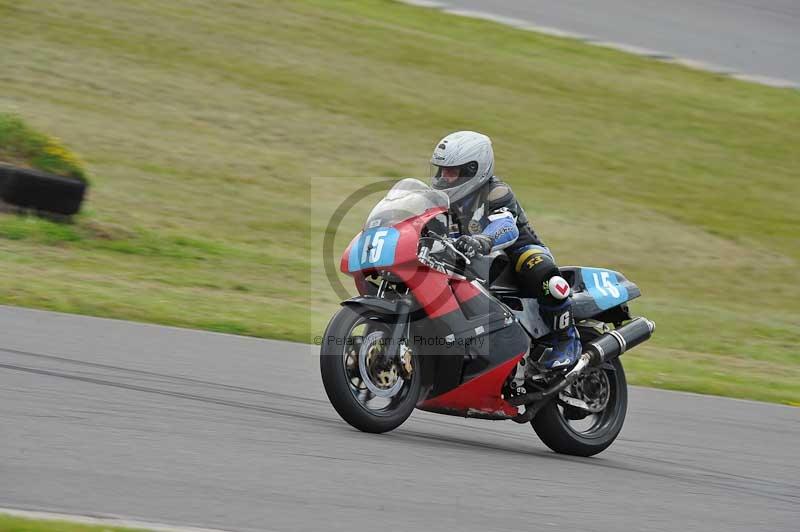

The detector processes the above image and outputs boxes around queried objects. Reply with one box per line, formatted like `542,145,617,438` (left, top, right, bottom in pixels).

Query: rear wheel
532,328,628,457
320,306,421,433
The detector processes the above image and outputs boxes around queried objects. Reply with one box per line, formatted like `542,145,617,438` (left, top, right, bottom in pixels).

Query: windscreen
364,178,449,229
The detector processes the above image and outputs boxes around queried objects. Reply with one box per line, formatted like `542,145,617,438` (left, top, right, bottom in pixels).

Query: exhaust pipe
583,317,656,365
509,317,655,413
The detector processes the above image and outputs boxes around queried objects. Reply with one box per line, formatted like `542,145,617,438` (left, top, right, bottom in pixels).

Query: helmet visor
430,161,478,190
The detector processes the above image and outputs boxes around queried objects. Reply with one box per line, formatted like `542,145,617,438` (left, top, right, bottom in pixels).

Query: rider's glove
454,234,492,258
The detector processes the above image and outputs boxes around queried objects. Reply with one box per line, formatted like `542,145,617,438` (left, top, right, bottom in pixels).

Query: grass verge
0,112,87,182
0,0,798,404
0,514,151,532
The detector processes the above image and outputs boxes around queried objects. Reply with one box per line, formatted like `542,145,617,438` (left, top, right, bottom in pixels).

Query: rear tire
532,328,628,456
320,306,421,434
532,359,627,456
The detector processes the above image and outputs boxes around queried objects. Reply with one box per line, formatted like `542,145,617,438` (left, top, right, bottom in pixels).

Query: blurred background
1,0,798,406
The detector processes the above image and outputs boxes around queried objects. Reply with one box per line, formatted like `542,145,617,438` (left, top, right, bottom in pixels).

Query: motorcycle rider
430,130,581,371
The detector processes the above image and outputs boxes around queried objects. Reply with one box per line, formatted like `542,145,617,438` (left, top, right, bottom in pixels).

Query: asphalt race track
431,0,800,84
1,306,798,531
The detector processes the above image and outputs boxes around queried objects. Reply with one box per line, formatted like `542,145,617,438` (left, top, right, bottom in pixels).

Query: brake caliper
399,342,413,378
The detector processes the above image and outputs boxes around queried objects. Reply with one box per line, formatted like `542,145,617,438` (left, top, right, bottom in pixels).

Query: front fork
370,279,414,378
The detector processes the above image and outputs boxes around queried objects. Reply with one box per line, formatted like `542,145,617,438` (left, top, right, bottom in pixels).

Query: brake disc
560,367,611,413
359,330,404,398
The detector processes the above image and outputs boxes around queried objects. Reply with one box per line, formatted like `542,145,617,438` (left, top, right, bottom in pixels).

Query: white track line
397,0,800,89
0,508,235,532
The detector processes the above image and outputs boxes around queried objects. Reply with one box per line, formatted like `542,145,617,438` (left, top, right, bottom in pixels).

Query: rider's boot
528,299,582,373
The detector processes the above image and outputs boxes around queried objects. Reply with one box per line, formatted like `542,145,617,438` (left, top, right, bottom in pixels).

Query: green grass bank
0,514,150,532
0,0,798,404
0,112,88,182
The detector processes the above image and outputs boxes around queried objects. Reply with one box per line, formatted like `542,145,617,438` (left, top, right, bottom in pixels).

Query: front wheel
532,356,628,457
320,306,421,433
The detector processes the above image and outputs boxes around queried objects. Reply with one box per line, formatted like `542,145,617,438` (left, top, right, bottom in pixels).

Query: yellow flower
44,136,84,169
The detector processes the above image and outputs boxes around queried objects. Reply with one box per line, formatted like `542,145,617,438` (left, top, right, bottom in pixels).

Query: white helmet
430,131,494,203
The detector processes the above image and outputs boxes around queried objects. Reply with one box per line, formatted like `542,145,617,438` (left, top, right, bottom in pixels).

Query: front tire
320,306,421,434
532,326,628,457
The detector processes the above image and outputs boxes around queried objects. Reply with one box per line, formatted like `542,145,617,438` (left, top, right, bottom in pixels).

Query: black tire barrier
0,163,87,216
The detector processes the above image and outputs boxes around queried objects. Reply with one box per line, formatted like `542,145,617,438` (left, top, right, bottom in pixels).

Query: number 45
593,271,620,298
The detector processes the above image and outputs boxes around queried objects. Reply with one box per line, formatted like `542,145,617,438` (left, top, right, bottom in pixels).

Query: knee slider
547,275,571,300
516,249,558,297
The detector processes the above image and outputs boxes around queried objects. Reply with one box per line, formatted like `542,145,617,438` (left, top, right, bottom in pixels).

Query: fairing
364,178,448,230
558,266,641,320
338,180,531,418
418,352,524,419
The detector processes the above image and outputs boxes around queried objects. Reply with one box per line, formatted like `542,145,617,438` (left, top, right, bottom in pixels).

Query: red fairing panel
381,208,460,318
419,353,524,418
340,233,360,275
391,208,445,265
451,279,481,304
395,263,459,318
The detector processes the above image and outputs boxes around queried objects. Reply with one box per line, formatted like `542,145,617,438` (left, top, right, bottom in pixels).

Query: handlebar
418,233,484,282
438,236,471,265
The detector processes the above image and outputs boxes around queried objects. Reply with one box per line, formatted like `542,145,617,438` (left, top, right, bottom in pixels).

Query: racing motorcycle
320,179,655,456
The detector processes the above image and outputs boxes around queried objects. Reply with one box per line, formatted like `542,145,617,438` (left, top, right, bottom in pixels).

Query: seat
485,262,603,321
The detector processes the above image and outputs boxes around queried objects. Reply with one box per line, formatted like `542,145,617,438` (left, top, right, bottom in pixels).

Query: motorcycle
320,178,655,456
